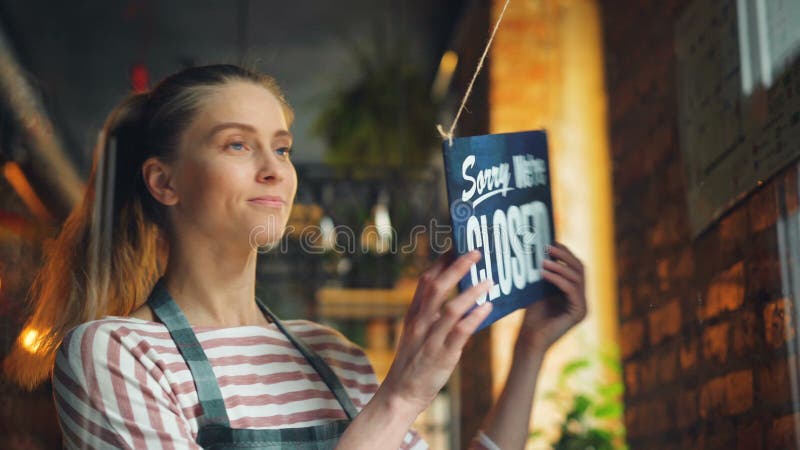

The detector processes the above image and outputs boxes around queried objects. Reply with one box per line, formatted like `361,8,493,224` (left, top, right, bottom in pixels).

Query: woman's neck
161,235,268,328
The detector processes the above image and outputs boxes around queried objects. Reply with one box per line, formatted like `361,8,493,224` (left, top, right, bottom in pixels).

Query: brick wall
603,1,800,448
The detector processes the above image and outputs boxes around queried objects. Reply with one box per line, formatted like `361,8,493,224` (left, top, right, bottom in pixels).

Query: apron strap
255,297,360,421
147,278,232,428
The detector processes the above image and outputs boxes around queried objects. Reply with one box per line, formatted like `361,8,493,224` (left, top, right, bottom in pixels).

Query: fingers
542,259,581,285
406,250,456,320
443,301,493,350
417,250,482,318
404,250,481,342
427,279,492,346
547,242,584,277
542,265,579,299
542,263,587,320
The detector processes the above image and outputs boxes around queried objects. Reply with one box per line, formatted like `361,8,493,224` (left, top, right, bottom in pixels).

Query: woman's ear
141,157,179,206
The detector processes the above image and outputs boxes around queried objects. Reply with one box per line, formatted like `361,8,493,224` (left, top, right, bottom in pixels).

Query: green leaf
590,428,613,440
562,359,591,376
593,403,624,418
586,428,615,449
597,353,622,375
573,394,591,415
598,381,624,398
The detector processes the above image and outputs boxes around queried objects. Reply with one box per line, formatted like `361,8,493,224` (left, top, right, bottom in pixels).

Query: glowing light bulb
20,327,44,354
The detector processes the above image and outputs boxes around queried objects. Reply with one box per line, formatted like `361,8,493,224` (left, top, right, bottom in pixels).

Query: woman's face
167,81,297,249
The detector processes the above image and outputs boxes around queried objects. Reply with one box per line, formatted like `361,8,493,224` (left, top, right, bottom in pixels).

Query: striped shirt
52,317,429,449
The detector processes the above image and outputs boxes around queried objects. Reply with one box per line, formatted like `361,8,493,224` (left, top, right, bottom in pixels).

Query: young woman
5,64,586,449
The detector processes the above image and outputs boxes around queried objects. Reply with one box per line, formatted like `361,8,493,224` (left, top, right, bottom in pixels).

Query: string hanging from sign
436,0,511,147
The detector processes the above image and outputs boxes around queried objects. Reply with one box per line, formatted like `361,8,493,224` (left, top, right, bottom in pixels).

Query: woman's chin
247,223,287,251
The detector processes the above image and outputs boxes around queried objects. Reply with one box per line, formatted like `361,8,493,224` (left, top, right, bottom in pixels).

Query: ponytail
3,92,165,389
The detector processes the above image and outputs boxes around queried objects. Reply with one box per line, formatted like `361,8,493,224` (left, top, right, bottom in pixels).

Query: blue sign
442,130,557,331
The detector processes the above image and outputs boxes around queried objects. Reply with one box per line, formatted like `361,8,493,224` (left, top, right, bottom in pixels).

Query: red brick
748,256,783,301
635,282,656,312
737,421,763,450
639,398,670,433
702,321,730,363
639,354,660,393
764,297,796,349
676,389,698,429
625,403,641,439
699,371,753,418
758,356,797,406
732,309,758,356
672,247,694,281
656,257,670,291
701,262,745,320
624,360,640,397
767,413,800,450
656,346,678,384
680,337,698,370
620,285,634,318
700,377,726,419
648,204,684,247
644,123,677,171
724,370,753,415
718,207,748,253
649,299,681,345
695,417,736,449
617,252,633,276
748,183,778,233
621,318,646,358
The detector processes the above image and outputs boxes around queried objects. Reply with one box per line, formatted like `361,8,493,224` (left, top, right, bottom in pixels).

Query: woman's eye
276,147,292,157
226,141,248,152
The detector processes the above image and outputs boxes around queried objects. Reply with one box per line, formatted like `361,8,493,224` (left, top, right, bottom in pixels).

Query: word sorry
461,154,548,207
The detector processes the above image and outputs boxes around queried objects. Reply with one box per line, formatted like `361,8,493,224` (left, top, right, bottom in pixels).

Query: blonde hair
4,64,294,389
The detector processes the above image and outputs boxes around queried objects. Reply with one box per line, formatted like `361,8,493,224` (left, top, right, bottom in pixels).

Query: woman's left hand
517,241,588,354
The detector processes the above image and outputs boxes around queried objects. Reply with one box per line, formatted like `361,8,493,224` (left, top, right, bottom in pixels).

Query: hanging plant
312,31,440,170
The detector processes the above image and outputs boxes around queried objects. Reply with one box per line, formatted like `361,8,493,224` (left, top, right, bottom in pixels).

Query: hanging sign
442,130,558,331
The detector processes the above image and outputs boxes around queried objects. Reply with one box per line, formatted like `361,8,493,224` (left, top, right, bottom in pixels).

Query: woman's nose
256,153,285,183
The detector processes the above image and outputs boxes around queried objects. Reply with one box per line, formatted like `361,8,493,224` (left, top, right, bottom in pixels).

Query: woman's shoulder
56,316,167,367
52,317,166,401
62,316,165,343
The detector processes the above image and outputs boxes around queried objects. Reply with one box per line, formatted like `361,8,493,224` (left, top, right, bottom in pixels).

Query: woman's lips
248,197,285,208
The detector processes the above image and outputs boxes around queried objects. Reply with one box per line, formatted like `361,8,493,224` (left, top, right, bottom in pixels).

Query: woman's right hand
378,250,493,415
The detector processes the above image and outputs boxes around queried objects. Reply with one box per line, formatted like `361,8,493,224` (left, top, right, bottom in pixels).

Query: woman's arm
52,321,203,450
335,241,585,450
478,242,587,450
335,250,494,449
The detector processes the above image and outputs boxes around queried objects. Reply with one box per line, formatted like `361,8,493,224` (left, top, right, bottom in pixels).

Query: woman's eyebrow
206,122,257,140
206,122,292,142
273,130,293,143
